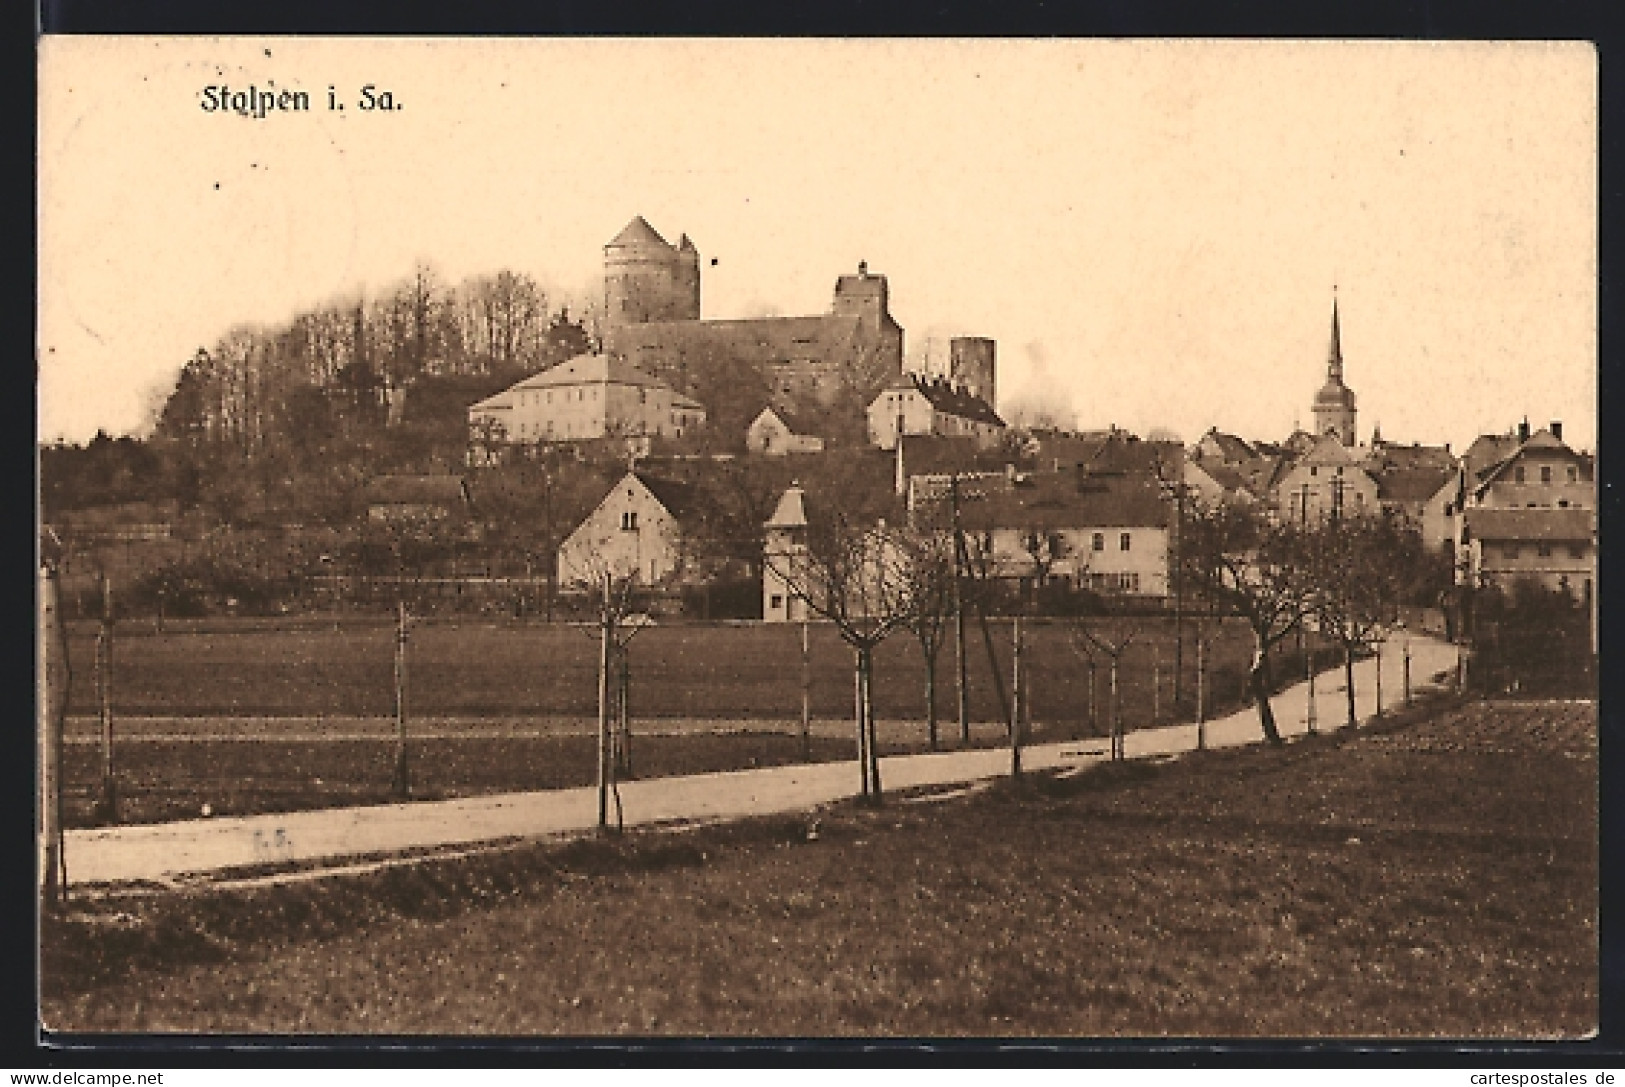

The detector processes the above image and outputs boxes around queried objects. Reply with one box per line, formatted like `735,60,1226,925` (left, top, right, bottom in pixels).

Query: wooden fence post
1374,643,1383,717
1087,659,1097,738
800,620,812,762
1010,616,1022,779
1306,644,1317,734
1403,639,1412,706
1195,634,1206,752
38,565,64,909
1110,657,1122,761
597,574,612,828
392,600,410,797
97,574,117,822
1155,643,1166,726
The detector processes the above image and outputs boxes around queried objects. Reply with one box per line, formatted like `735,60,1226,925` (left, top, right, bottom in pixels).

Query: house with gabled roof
1192,427,1257,465
467,353,706,453
911,467,1174,599
745,405,825,455
1444,421,1595,601
866,373,1006,451
556,471,703,589
1269,431,1380,524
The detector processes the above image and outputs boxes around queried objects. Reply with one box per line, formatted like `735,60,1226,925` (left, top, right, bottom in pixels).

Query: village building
1191,427,1257,466
911,467,1173,600
866,373,1006,451
466,354,706,453
761,483,813,622
1440,421,1596,601
556,471,701,589
1268,432,1381,523
745,406,825,455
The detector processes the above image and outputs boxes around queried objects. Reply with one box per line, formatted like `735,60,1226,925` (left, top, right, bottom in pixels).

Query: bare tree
899,527,957,751
1308,511,1415,727
764,506,918,801
1178,499,1313,745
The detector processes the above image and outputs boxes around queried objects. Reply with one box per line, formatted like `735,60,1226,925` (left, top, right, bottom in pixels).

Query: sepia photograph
36,37,1597,1039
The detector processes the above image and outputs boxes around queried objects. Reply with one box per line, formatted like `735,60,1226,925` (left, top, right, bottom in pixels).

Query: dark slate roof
1464,507,1595,542
1461,433,1522,480
365,475,470,507
909,374,1005,427
635,473,704,520
922,469,1170,532
1375,466,1454,505
607,216,671,249
1201,429,1256,462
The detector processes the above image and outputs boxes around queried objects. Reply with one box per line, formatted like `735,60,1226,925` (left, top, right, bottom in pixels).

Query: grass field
64,614,1263,724
59,614,1291,827
42,697,1596,1037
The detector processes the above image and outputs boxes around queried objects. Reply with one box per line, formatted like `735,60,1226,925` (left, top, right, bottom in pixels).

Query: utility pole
950,475,970,746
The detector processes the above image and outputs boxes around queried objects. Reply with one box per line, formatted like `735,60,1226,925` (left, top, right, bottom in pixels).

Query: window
1503,545,1520,560
1309,466,1318,477
1514,466,1526,482
1120,532,1132,551
621,511,639,531
1568,466,1579,482
1540,466,1552,483
1537,544,1552,558
770,594,784,610
1570,544,1586,560
1092,532,1105,552
1559,500,1569,508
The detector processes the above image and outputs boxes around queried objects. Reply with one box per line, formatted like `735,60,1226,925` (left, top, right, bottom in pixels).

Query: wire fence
51,609,1333,829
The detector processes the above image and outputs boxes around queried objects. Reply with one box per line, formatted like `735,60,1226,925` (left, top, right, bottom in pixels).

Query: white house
1446,422,1595,600
468,354,707,451
745,406,824,456
557,471,700,590
866,373,1005,451
1269,432,1380,524
914,468,1174,599
762,483,813,622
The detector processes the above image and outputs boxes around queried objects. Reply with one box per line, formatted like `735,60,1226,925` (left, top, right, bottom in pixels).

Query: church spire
1327,293,1344,384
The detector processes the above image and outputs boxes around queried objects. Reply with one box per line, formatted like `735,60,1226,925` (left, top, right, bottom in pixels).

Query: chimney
1518,418,1530,443
1551,420,1563,442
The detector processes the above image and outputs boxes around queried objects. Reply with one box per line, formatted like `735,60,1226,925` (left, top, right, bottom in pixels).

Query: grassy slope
43,698,1596,1037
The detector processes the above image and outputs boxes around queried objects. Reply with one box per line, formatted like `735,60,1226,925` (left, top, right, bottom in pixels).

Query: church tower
1312,296,1358,447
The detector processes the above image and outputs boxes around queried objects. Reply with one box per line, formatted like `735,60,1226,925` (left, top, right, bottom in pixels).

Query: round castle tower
603,216,701,329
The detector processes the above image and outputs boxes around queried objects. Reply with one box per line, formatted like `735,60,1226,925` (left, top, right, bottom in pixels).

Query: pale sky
38,38,1597,452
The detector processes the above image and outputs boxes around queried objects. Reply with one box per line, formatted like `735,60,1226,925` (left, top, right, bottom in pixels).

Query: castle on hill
598,216,995,440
